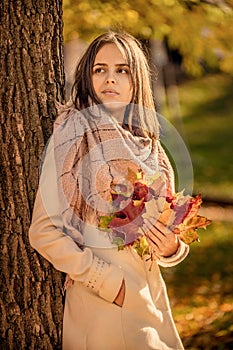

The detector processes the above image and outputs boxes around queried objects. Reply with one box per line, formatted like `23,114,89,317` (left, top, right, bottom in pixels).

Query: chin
102,101,128,112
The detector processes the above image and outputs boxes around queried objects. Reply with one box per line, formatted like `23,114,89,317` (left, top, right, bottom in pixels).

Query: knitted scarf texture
52,105,174,246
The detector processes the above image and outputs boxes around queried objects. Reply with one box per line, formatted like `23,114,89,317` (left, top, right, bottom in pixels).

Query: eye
117,67,130,74
93,67,105,74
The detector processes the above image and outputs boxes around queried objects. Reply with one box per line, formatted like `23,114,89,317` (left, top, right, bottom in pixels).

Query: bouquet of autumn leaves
98,169,211,259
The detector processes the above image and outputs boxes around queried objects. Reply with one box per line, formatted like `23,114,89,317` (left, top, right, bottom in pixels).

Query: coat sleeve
156,140,190,267
29,136,124,304
157,239,189,267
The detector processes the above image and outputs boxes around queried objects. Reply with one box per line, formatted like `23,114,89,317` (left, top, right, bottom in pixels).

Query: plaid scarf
52,105,174,246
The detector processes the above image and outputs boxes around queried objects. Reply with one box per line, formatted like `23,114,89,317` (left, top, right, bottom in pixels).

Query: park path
199,204,233,222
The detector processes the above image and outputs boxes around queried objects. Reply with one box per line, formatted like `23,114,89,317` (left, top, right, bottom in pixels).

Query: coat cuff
157,239,189,267
83,255,124,303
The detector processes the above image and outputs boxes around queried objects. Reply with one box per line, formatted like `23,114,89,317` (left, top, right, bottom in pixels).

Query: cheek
128,84,133,101
127,77,133,97
92,77,100,94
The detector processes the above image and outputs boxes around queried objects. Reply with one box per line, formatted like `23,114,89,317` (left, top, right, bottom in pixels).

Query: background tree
63,0,233,76
0,0,65,348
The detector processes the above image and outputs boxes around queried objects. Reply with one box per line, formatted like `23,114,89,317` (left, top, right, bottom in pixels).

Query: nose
106,71,116,84
106,78,115,84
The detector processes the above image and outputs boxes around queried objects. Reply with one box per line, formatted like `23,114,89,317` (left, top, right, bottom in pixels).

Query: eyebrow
93,63,130,67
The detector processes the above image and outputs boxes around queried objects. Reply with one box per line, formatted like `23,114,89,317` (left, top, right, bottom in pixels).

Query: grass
158,73,233,348
167,73,233,202
161,220,233,349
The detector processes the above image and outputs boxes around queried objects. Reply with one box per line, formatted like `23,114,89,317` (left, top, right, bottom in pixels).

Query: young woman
29,31,189,350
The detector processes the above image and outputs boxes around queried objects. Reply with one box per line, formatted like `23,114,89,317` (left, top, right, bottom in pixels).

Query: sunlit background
62,1,233,348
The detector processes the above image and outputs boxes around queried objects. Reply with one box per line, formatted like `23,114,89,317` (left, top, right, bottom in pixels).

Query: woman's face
92,43,133,120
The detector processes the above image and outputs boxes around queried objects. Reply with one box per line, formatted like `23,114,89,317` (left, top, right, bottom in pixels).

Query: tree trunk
0,1,65,348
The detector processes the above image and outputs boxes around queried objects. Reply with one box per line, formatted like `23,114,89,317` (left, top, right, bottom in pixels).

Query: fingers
144,217,172,237
143,217,179,257
143,218,165,252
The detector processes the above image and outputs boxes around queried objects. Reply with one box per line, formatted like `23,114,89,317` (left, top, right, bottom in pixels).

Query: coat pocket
71,283,125,350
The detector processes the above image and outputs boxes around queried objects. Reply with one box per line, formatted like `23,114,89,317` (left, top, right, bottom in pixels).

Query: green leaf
133,236,150,257
112,236,125,249
98,215,116,230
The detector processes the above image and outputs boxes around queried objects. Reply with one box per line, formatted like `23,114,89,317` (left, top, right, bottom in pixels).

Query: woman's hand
144,218,180,257
113,279,125,307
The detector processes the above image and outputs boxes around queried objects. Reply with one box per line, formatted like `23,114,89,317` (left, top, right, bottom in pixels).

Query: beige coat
29,110,189,350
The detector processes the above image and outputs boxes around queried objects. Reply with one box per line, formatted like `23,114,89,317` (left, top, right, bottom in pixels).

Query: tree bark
0,1,65,348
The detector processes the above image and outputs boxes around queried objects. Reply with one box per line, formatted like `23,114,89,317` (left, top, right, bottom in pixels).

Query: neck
101,102,128,124
110,110,125,125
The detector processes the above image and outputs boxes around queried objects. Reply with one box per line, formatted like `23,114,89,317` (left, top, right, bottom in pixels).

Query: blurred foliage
179,73,233,201
63,0,233,76
162,220,233,349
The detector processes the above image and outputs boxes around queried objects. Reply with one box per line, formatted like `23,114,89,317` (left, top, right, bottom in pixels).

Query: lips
102,89,119,96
